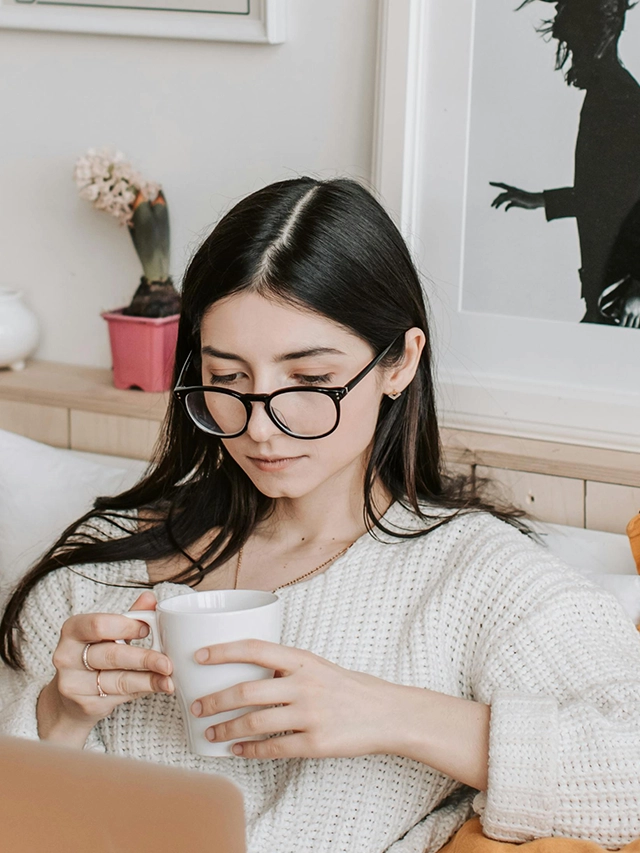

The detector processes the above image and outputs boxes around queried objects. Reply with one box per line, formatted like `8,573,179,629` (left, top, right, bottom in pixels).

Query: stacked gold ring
96,671,108,698
82,642,97,672
82,642,108,697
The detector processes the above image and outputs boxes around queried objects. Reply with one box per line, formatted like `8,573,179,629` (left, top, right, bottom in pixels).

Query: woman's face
197,292,408,501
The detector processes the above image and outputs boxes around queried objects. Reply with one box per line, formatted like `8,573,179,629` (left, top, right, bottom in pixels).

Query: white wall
0,0,378,367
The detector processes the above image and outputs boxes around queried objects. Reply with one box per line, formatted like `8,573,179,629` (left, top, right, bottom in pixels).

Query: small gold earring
387,390,402,400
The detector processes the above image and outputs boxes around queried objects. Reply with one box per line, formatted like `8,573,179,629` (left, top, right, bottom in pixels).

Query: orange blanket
440,818,640,853
627,512,640,632
628,513,640,575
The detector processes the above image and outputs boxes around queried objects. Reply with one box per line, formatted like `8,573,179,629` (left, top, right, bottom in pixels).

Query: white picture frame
372,0,640,453
0,0,286,43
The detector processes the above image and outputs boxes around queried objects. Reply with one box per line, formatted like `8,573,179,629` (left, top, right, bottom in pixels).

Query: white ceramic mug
121,589,283,757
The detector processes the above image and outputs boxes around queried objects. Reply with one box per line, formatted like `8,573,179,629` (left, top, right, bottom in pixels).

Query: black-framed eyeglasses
173,332,405,440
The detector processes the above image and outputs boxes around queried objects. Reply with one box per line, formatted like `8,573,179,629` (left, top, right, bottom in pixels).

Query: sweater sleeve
470,567,640,848
0,564,106,752
543,187,576,221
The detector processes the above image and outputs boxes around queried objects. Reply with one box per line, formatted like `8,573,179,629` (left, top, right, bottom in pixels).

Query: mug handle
116,610,161,652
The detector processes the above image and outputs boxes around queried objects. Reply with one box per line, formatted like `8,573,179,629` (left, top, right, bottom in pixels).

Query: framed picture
0,0,286,43
462,0,640,329
373,0,640,451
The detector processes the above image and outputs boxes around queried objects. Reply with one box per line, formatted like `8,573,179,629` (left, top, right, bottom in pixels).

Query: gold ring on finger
82,642,97,672
96,670,108,698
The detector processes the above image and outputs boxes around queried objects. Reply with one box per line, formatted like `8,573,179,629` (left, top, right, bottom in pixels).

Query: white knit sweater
2,501,640,852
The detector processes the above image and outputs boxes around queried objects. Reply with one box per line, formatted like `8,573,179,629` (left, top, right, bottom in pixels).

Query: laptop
0,735,246,852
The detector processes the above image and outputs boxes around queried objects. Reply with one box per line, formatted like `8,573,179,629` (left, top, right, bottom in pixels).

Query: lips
249,456,299,462
248,455,304,470
250,456,301,463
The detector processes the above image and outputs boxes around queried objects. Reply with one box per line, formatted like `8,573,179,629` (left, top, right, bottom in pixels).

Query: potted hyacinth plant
73,147,180,392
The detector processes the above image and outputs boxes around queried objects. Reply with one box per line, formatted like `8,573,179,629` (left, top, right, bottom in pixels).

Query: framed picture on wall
373,0,640,451
0,0,286,43
462,0,640,330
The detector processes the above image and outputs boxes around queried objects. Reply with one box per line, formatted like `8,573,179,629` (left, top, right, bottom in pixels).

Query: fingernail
157,658,171,675
162,677,174,693
191,700,202,717
139,625,149,637
194,649,208,663
206,727,216,741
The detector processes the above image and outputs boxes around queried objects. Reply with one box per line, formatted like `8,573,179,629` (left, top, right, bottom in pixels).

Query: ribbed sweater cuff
0,679,47,741
83,727,106,752
0,678,104,752
478,691,559,842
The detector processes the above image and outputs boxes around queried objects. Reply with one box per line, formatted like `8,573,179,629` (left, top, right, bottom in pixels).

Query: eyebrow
200,345,347,362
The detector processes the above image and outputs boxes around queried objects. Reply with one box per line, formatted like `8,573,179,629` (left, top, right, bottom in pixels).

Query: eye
208,373,242,385
205,372,336,388
295,374,334,385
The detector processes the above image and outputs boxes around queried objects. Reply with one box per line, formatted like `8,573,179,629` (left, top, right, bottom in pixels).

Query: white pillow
531,520,637,576
532,520,640,625
586,573,640,625
0,428,147,605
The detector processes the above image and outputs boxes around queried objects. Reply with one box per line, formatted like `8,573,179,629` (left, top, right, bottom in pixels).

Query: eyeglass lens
184,389,338,438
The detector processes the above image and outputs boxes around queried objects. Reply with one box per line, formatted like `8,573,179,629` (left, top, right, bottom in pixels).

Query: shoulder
21,508,147,624
387,502,599,616
384,500,534,556
396,505,640,653
587,72,640,119
74,507,140,541
392,499,560,565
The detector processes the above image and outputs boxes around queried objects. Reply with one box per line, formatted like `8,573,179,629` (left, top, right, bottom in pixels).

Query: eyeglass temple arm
343,337,400,395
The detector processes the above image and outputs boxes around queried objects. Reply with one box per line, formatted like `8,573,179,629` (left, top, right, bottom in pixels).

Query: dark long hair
1,176,531,670
517,0,635,86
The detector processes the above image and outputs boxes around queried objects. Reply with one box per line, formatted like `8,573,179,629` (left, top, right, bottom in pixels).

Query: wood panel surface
585,481,640,534
0,399,68,448
0,360,169,421
70,411,162,460
443,462,474,481
476,465,586,527
441,428,640,488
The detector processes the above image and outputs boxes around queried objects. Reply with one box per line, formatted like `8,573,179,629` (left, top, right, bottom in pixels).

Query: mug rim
157,588,280,615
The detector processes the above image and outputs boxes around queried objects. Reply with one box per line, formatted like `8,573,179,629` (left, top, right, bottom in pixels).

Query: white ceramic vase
0,288,40,370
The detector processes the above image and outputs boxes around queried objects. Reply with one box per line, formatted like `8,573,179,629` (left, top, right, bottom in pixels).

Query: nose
245,400,282,443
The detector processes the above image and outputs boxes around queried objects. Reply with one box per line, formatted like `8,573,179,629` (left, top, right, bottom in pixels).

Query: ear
382,328,426,397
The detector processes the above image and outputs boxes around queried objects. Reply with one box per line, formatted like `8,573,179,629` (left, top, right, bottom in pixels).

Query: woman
1,177,639,853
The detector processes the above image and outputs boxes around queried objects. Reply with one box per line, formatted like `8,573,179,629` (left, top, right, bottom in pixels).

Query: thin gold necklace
234,541,355,593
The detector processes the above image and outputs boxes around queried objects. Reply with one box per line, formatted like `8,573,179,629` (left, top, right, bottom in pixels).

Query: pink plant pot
101,307,180,392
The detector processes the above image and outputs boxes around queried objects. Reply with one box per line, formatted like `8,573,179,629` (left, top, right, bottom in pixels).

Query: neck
572,50,622,88
255,462,393,550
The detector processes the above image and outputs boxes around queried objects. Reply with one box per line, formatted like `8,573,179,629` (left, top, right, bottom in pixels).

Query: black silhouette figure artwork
490,0,640,329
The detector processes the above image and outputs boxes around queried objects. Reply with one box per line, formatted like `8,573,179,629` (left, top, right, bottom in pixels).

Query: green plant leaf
128,193,170,281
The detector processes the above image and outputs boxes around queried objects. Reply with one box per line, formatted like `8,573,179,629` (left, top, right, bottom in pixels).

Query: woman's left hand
619,278,640,328
190,639,407,759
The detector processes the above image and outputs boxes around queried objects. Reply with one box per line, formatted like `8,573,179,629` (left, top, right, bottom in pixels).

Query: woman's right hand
38,591,174,744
